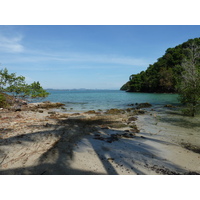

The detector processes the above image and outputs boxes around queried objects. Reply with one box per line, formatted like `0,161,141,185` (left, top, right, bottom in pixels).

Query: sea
38,89,179,113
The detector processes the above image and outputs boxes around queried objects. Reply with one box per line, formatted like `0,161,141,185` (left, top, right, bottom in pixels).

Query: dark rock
43,101,51,103
129,127,139,133
128,116,137,122
85,110,96,114
48,111,56,115
94,136,105,141
44,123,51,127
136,102,152,109
127,103,135,106
164,104,176,108
106,138,113,143
137,109,145,114
15,114,22,118
71,113,80,116
181,142,200,154
101,126,110,129
129,133,136,137
105,108,124,114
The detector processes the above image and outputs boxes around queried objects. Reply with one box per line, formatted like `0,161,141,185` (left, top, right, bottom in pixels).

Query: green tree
120,38,199,93
26,81,49,99
0,68,49,108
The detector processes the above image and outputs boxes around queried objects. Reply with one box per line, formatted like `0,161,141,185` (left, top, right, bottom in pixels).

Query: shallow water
39,90,179,112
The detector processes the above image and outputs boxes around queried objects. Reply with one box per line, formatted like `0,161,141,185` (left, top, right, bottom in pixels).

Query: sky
1,25,200,89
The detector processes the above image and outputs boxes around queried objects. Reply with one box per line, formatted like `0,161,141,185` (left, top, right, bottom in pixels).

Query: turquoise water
40,90,179,112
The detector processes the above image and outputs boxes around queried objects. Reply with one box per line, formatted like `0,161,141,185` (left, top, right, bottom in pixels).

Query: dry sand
0,104,200,175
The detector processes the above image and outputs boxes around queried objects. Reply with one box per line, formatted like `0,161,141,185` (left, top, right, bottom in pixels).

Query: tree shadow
0,115,197,175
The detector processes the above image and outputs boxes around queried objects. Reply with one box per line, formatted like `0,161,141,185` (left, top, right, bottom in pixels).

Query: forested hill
120,38,200,93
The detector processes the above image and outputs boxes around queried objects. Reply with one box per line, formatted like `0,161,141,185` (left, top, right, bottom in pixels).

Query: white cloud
1,48,150,70
0,34,24,53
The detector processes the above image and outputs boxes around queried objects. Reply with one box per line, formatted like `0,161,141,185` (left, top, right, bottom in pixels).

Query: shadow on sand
0,115,198,175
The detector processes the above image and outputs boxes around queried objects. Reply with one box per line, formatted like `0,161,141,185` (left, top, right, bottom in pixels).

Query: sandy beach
0,103,200,175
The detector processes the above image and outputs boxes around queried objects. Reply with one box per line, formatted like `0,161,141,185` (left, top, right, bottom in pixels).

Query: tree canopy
120,38,200,93
0,68,49,107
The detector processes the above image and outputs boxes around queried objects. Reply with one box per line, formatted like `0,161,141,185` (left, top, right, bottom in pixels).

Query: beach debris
93,132,136,143
181,142,200,154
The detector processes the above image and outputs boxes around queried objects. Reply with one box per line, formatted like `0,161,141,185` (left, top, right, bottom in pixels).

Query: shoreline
0,102,200,175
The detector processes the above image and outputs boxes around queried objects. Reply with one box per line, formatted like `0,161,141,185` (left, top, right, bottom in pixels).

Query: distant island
120,38,200,93
46,88,118,91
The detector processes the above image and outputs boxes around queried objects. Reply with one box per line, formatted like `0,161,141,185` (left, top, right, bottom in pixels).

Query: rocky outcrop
28,102,65,110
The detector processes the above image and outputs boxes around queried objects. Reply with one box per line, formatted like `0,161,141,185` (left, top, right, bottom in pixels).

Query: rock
71,113,80,116
100,125,110,129
164,104,176,108
137,109,145,114
105,108,124,114
94,135,105,141
136,102,152,109
127,116,137,122
106,138,113,143
29,102,65,109
44,123,51,127
107,158,114,161
85,110,96,114
127,103,135,106
129,133,136,137
126,108,135,112
48,111,56,115
43,101,51,103
21,100,27,105
129,126,140,133
110,134,119,141
15,114,22,118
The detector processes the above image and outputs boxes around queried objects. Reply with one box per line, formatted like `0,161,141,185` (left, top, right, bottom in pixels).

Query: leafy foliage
120,38,200,93
0,93,7,107
0,68,49,107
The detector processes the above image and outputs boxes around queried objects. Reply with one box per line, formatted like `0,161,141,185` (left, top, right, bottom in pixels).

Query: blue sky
1,25,200,89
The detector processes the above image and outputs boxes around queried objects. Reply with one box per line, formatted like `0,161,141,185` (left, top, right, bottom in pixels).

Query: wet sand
0,103,200,175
